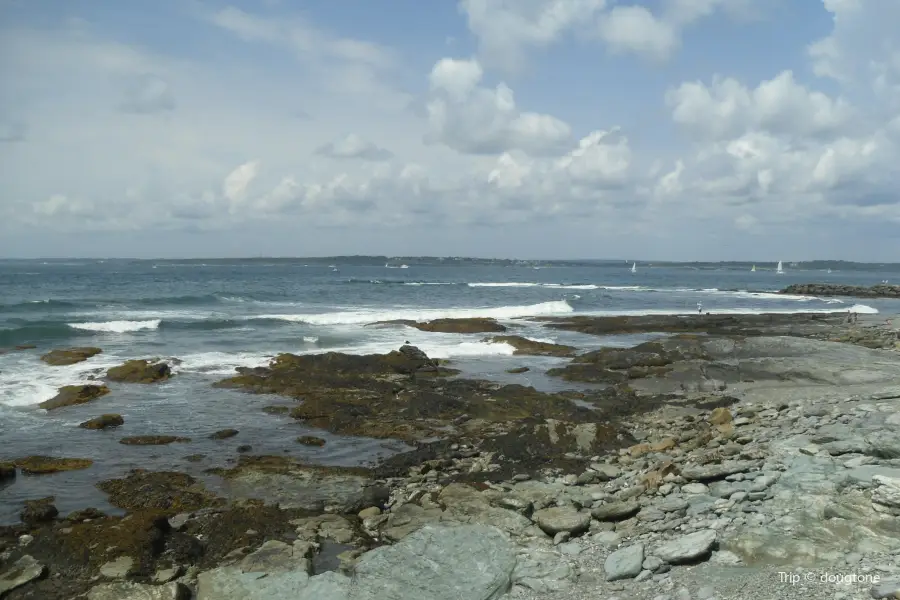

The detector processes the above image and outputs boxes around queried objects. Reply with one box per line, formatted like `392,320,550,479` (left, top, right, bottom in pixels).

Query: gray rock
872,475,900,513
512,547,575,593
532,506,591,535
223,468,375,513
637,507,666,522
604,543,645,581
591,464,621,480
697,585,717,599
99,556,134,579
681,483,709,495
350,524,517,600
870,579,900,599
749,475,777,492
167,513,190,531
642,555,664,572
822,439,871,456
591,501,641,521
197,568,314,599
153,566,184,584
655,529,717,564
87,582,191,600
681,462,756,482
868,431,900,459
240,540,311,574
657,498,689,513
0,555,46,596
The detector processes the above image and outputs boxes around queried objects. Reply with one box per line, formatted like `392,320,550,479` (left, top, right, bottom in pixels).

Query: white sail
630,262,637,273
776,261,784,274
751,265,756,272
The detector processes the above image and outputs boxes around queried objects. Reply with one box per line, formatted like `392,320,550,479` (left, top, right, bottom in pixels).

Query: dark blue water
1,258,898,523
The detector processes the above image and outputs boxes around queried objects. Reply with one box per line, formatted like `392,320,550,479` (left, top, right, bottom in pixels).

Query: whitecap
68,319,161,333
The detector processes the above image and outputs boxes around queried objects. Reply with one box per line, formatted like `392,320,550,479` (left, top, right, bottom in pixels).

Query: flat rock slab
681,462,758,482
0,555,46,596
196,569,315,600
532,506,591,535
655,529,718,564
87,582,191,600
591,501,641,521
349,524,517,600
605,543,645,581
224,470,373,513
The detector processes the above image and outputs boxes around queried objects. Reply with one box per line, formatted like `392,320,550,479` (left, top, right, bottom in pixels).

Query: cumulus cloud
315,134,393,161
424,57,572,155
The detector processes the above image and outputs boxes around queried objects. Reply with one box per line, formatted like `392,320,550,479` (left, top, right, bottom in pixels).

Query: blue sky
0,0,898,260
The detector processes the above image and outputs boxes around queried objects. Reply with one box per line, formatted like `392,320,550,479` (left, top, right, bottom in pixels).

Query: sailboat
776,261,784,275
630,262,637,274
751,265,756,272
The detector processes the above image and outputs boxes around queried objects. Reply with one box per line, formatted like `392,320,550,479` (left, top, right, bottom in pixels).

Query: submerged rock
15,455,93,474
97,470,223,512
209,429,239,440
80,414,124,429
296,436,326,447
39,384,110,410
20,497,59,525
0,461,15,481
40,346,102,366
412,318,508,333
485,335,576,357
107,359,172,383
120,436,191,445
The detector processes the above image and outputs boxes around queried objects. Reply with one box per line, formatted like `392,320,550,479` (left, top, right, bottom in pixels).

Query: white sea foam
0,353,121,407
570,304,878,317
68,319,161,333
252,300,574,325
176,352,274,375
302,336,319,343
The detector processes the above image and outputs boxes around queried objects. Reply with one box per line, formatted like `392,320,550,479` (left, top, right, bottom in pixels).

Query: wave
468,282,599,290
68,319,161,333
252,300,575,326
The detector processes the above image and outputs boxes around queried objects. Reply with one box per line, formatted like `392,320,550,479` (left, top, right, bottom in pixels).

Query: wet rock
532,506,591,536
80,414,124,429
507,367,530,374
0,462,15,481
87,582,191,600
209,429,239,440
14,344,37,350
67,507,107,522
120,436,191,445
296,436,326,447
15,455,93,474
0,555,47,596
591,501,641,522
39,384,110,410
486,335,576,357
20,497,58,525
655,529,718,564
605,543,645,581
411,318,507,333
107,359,172,383
40,346,102,366
546,340,686,383
97,470,223,513
781,283,900,298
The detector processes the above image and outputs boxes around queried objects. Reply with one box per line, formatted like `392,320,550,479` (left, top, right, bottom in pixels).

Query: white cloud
597,6,679,62
424,57,572,155
315,134,394,161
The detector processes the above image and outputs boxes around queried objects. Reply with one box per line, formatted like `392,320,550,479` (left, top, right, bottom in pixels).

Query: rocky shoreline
781,283,900,298
2,312,900,599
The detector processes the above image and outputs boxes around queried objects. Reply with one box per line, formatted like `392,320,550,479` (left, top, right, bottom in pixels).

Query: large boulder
40,347,102,366
107,359,172,383
80,414,124,429
39,384,110,410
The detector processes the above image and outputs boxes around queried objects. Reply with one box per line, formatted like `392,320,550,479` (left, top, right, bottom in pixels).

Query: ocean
2,257,899,523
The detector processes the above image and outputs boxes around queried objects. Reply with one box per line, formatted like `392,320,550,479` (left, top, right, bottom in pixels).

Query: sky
1,0,899,261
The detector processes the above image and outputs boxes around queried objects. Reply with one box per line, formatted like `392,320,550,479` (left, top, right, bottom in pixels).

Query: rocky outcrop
120,435,191,445
0,555,47,596
107,359,172,383
782,283,900,298
209,429,239,440
79,414,124,429
485,335,576,357
0,461,16,481
15,455,93,474
40,346,102,366
20,497,59,525
97,470,223,512
413,318,508,333
39,384,110,410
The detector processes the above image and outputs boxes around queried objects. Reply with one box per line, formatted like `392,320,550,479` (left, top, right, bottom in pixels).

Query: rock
97,470,222,512
411,318,507,333
872,475,900,514
80,414,124,429
486,335,577,357
681,483,709,494
196,569,346,600
87,582,191,600
590,463,621,480
107,359,172,383
240,540,311,574
709,407,733,426
358,507,381,519
681,462,756,482
100,556,134,578
40,346,102,366
0,462,16,481
39,384,110,410
605,543,645,581
0,555,47,596
512,547,575,593
67,507,106,521
153,566,184,584
591,501,641,521
870,579,900,599
120,436,191,445
781,283,900,299
20,497,58,525
14,456,93,474
532,506,591,536
209,429,239,440
868,431,900,459
507,367,530,374
351,524,517,600
297,436,326,447
655,530,718,564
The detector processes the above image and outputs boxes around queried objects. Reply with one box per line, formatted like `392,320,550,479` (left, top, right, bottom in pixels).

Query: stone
657,498,689,513
872,476,900,513
709,407,733,426
0,462,15,481
868,431,900,459
358,507,382,519
681,462,756,482
87,582,190,600
350,524,517,600
605,543,645,581
655,530,717,564
196,568,316,599
40,346,102,366
642,556,664,572
120,436,191,445
39,384,110,410
681,483,709,495
153,566,184,584
100,556,134,578
297,436,326,447
209,429,239,440
168,513,191,531
870,579,900,599
240,540,311,574
591,501,641,521
79,414,124,429
591,464,621,480
20,497,58,525
532,506,591,536
512,547,575,593
0,555,46,596
107,359,172,383
14,456,93,474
